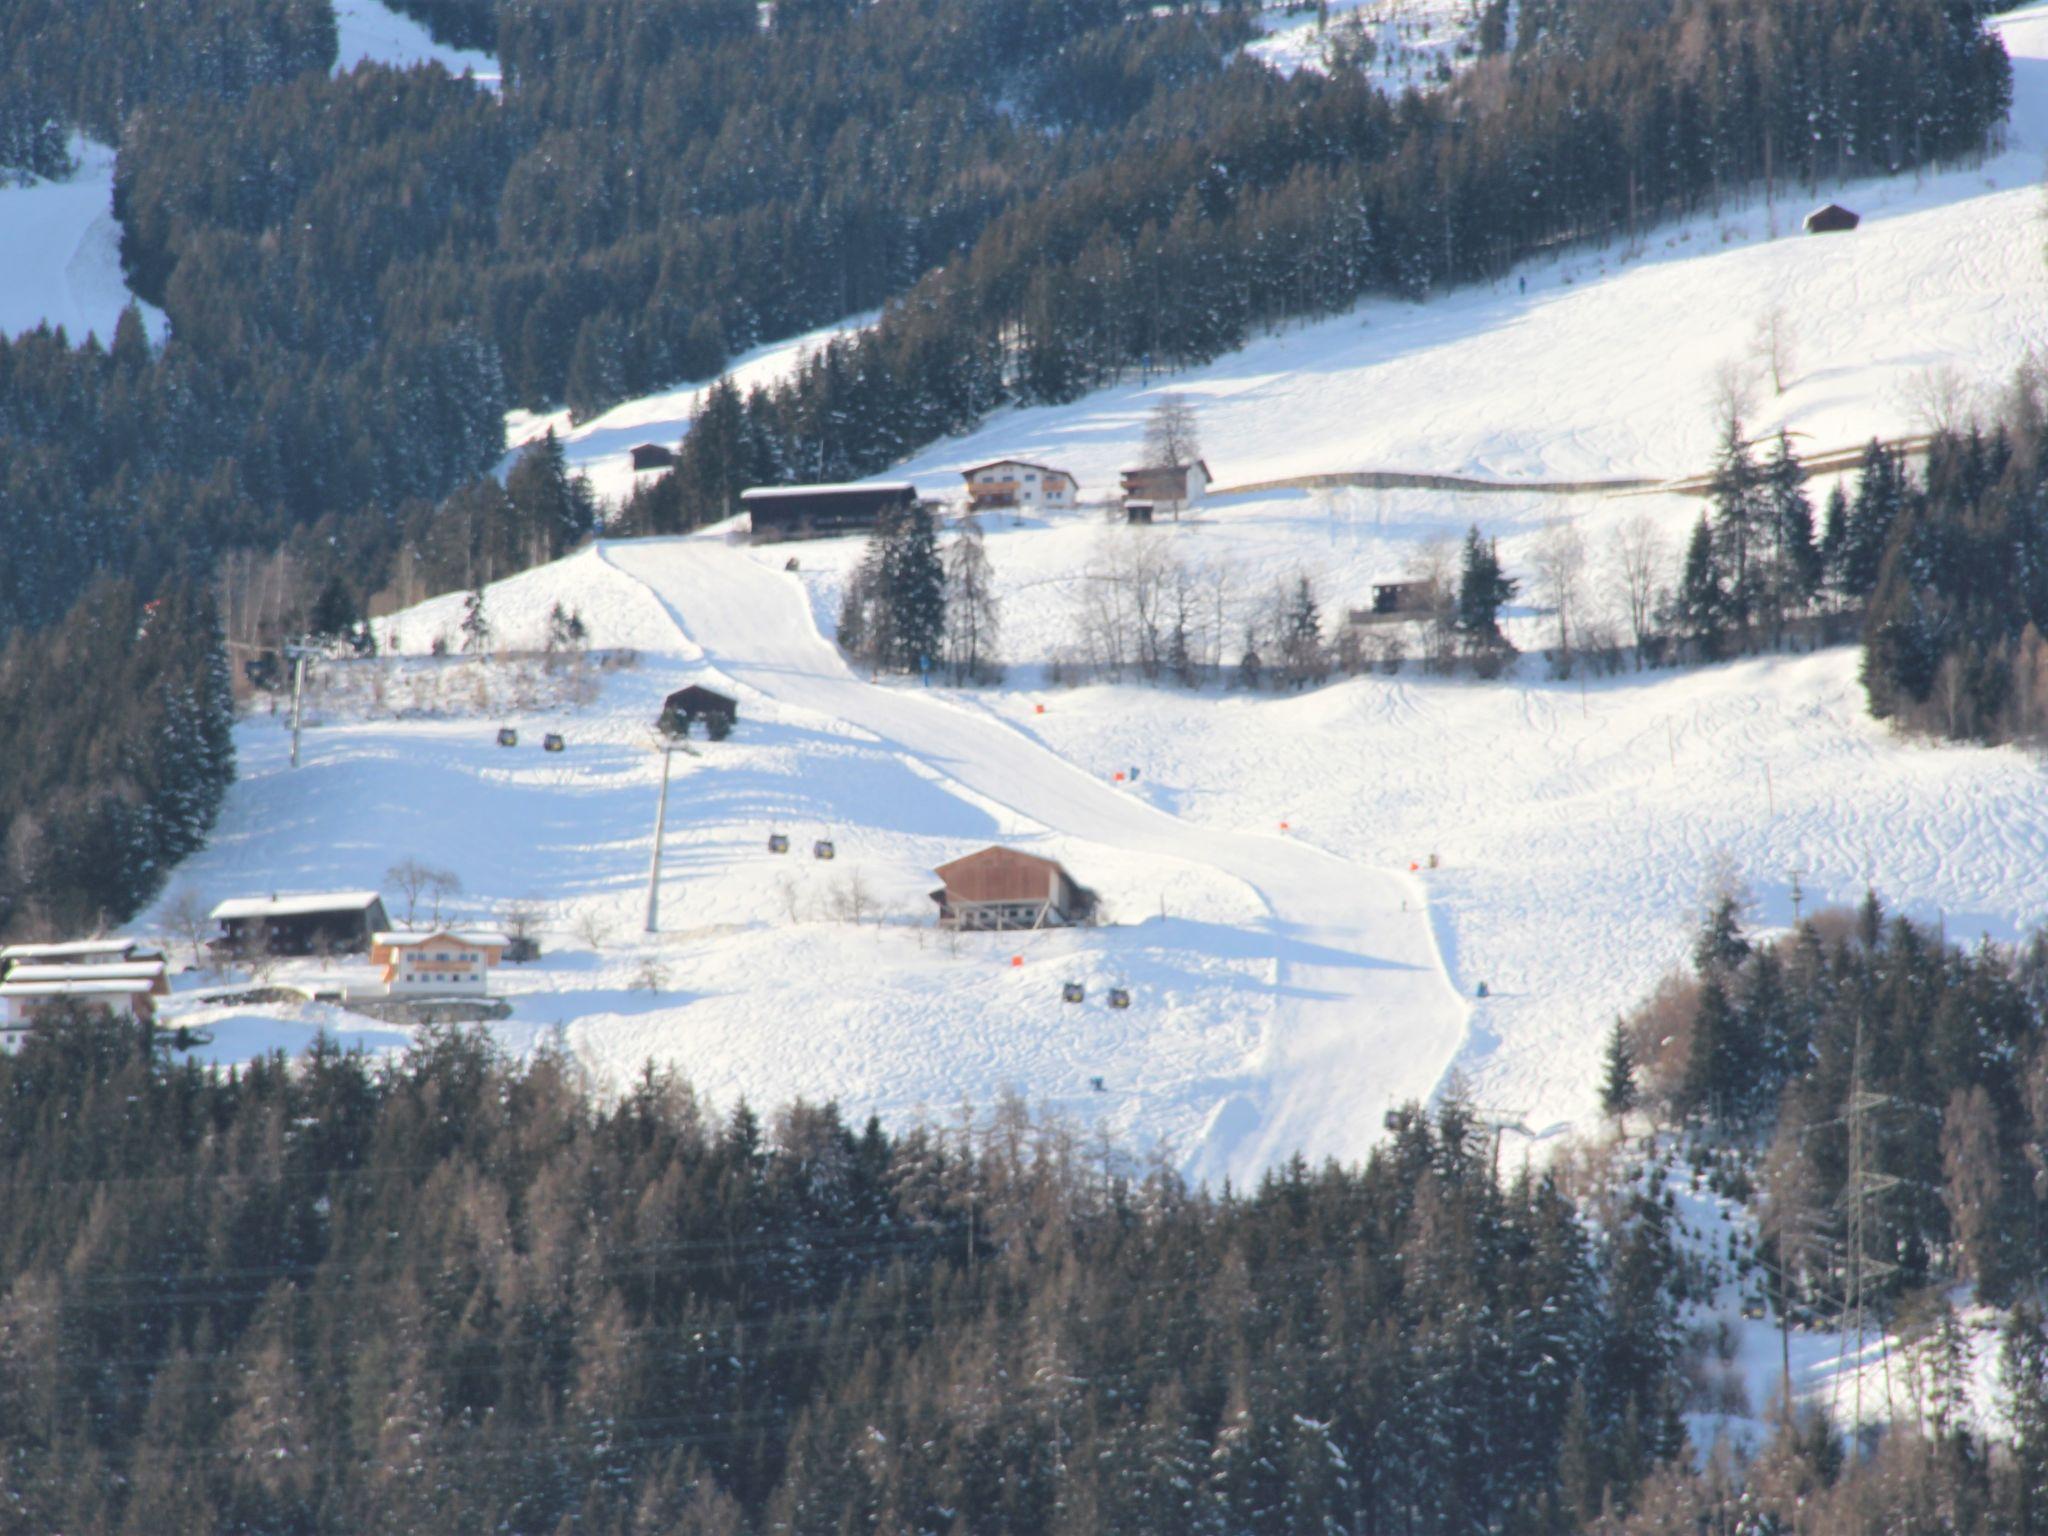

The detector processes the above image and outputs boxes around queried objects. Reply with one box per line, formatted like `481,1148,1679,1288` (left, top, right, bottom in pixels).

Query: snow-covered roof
739,482,917,499
4,962,165,984
0,938,157,962
0,978,156,998
961,460,1074,479
211,891,384,921
373,929,510,949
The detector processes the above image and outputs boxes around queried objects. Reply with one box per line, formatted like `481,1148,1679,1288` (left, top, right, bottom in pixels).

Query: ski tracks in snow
601,537,1471,1182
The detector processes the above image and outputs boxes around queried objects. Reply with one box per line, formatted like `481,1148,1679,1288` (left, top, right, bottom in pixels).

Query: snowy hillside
0,139,169,347
503,315,877,506
135,4,2048,1195
0,0,497,348
333,0,500,82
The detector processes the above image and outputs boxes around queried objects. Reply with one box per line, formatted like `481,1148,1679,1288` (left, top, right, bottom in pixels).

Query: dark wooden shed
1803,203,1860,235
208,891,391,958
742,482,919,542
930,848,1096,930
659,684,738,740
630,443,676,471
1347,581,1442,626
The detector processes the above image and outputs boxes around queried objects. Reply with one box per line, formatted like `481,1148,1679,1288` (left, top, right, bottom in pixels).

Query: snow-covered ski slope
141,2,2048,1179
603,539,1466,1179
0,139,169,347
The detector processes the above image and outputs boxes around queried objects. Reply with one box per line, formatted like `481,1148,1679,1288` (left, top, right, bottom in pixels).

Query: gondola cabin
497,727,518,747
543,733,565,753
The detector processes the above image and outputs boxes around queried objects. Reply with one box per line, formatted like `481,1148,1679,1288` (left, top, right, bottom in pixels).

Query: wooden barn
930,848,1097,930
659,683,738,740
208,891,391,958
1803,203,1860,235
630,442,676,471
742,482,919,542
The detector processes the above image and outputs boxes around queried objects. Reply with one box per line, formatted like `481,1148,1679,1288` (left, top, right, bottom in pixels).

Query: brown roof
933,847,1072,903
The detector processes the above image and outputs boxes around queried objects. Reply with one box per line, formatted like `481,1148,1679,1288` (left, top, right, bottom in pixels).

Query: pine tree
1674,516,1727,661
882,503,945,674
1278,573,1326,689
1600,1019,1638,1126
2003,1303,2048,1534
1455,525,1517,667
1708,415,1765,645
1764,431,1821,626
460,586,491,653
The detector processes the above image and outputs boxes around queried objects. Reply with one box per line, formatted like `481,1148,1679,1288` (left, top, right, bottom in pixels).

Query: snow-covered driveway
604,536,1469,1180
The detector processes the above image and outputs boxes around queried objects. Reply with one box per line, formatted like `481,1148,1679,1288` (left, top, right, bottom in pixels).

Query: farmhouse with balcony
370,929,510,997
961,460,1078,513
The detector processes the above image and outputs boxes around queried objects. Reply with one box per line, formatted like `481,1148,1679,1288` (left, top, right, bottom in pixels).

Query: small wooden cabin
630,442,676,471
1120,461,1211,517
659,684,738,740
1348,580,1443,626
1125,500,1156,525
1803,203,1860,235
742,482,919,542
931,848,1097,931
209,891,391,958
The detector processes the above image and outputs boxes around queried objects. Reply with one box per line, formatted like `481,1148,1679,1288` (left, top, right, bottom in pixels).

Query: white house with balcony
369,929,510,997
961,460,1079,514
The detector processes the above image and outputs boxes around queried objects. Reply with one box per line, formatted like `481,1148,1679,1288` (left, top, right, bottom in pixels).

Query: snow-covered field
0,139,168,347
333,0,499,82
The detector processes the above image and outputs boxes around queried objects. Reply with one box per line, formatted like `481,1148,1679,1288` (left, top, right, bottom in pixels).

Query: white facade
963,460,1078,511
370,929,508,997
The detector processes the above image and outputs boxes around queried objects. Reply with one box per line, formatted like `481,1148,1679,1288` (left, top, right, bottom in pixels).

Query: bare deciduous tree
829,868,876,925
571,907,612,950
1609,513,1666,667
1533,519,1589,665
426,868,462,925
386,859,433,926
1902,362,1977,436
1141,393,1201,469
1710,355,1756,430
159,886,215,970
1752,302,1795,396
